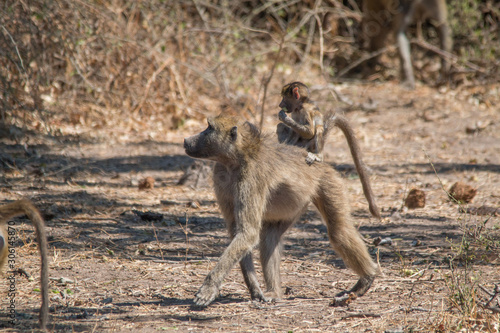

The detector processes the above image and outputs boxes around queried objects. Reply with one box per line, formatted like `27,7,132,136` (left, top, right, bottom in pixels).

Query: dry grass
1,1,498,137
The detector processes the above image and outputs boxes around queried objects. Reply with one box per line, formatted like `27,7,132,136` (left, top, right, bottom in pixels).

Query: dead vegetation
1,1,499,137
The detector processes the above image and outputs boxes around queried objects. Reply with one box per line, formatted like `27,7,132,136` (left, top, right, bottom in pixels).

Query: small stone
448,182,477,203
138,176,155,190
405,189,425,209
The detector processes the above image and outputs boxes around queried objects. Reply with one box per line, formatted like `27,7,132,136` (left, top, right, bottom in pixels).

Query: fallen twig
478,283,500,313
152,259,211,264
335,45,393,79
401,306,432,313
341,312,381,319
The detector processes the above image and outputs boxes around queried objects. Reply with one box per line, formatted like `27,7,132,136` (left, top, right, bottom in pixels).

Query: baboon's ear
230,126,238,141
293,87,300,100
207,117,215,129
244,122,260,138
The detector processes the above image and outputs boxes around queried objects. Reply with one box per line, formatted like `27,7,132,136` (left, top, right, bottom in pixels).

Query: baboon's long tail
1,199,49,330
325,114,381,219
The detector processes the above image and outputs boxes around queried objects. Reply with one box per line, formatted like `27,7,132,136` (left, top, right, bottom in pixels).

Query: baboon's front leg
277,122,291,144
397,29,415,89
194,232,260,306
194,191,264,307
279,110,315,140
259,221,291,299
240,252,267,302
395,7,417,89
437,23,452,79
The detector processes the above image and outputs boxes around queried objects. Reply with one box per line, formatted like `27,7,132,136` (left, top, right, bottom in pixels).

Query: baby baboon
361,0,452,88
0,199,49,330
184,114,378,307
277,81,380,219
277,82,325,165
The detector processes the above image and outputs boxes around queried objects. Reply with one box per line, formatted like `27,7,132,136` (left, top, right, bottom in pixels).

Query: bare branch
411,38,488,74
259,35,285,130
336,45,394,79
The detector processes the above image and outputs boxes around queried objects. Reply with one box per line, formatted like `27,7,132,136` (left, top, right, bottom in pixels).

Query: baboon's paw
250,291,269,303
305,152,321,165
330,292,357,307
193,283,219,307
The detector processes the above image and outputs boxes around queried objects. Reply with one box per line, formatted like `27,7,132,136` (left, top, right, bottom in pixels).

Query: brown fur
184,114,378,307
277,81,381,219
0,199,49,330
361,0,452,88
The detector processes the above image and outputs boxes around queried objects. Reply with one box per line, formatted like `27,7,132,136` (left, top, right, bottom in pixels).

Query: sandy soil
1,81,499,332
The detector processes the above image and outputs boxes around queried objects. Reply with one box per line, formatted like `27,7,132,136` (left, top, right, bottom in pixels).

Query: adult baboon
184,114,378,307
361,0,452,88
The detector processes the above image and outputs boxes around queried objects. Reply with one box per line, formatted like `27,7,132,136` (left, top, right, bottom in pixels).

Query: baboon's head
184,114,261,166
279,81,309,113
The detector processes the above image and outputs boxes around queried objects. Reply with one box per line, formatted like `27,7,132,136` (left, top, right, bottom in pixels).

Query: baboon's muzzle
184,135,206,159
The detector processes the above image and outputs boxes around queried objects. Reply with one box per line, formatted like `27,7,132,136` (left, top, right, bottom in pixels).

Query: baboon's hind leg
395,15,416,89
421,0,452,80
313,181,377,306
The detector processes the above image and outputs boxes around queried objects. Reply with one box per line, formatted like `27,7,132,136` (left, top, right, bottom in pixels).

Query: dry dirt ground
1,82,499,332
